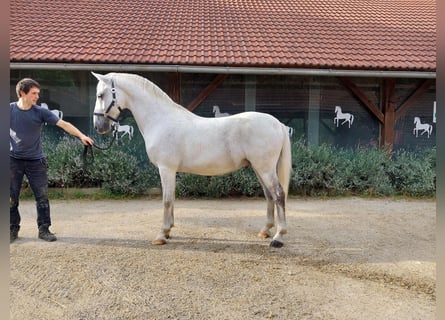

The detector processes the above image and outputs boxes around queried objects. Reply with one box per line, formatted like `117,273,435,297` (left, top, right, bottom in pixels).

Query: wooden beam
338,77,384,123
380,78,396,148
167,72,181,104
186,74,228,111
395,79,434,121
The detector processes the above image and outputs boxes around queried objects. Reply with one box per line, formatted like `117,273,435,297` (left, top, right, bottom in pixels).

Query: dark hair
16,78,41,98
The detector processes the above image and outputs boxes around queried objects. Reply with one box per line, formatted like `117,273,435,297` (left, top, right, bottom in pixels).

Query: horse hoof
152,239,167,245
269,240,284,248
257,231,270,239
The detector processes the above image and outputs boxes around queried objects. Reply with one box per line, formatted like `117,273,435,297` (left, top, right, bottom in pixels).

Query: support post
381,78,396,150
307,77,320,146
245,74,256,111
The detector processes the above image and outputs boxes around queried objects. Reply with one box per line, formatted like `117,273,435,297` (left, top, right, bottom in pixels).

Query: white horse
334,106,354,128
92,72,292,248
413,117,433,138
113,121,134,141
213,105,230,117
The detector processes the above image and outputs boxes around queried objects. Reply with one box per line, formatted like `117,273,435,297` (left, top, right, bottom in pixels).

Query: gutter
10,63,436,79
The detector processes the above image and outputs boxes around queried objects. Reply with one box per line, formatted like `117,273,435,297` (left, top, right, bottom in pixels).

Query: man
10,78,94,243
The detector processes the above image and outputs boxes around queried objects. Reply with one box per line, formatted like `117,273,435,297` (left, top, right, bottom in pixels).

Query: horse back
149,111,286,175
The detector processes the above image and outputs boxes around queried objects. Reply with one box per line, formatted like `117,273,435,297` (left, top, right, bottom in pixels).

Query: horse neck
118,75,193,132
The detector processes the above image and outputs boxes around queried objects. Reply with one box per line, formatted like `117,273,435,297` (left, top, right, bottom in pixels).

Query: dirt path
10,197,435,319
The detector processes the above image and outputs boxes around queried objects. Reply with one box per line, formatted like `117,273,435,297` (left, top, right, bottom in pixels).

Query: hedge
41,135,436,198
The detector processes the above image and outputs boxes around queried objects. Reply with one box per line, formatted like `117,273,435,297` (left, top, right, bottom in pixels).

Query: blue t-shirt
10,102,60,160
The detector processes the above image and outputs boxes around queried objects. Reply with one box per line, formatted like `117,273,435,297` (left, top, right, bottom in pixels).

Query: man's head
16,78,41,99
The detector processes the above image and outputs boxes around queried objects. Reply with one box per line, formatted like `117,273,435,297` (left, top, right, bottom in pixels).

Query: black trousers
10,157,51,230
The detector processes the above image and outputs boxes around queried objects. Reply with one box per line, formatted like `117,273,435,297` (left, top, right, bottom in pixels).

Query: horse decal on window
212,105,230,117
334,106,354,128
413,116,433,138
40,102,63,120
112,121,134,141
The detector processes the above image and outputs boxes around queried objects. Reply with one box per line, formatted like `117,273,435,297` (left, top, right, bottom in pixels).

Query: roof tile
9,0,436,71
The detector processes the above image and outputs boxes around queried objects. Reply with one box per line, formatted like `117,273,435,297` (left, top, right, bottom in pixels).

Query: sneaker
38,225,57,242
10,229,19,243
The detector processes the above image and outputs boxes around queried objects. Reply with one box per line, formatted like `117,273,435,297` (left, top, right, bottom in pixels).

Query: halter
93,79,123,122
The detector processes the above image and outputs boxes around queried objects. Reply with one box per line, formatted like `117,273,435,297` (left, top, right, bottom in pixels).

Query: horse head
413,116,420,125
334,106,341,114
92,72,125,134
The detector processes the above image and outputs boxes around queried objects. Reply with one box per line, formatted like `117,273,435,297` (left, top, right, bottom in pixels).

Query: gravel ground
10,197,435,320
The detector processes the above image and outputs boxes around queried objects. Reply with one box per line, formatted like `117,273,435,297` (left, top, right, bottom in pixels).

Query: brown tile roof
10,0,436,71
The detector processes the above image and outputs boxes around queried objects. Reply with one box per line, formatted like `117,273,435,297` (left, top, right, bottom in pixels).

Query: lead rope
82,131,117,171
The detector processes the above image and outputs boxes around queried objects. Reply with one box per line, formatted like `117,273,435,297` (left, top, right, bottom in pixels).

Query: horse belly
178,148,248,176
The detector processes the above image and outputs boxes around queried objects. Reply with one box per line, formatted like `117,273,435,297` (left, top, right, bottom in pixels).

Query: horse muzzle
93,114,113,134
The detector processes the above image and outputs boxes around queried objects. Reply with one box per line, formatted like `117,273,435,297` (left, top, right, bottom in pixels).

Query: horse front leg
153,168,176,245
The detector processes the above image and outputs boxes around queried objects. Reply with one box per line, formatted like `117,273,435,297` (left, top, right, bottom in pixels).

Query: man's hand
80,134,94,146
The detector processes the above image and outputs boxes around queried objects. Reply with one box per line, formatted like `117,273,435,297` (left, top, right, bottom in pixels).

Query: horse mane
112,73,185,111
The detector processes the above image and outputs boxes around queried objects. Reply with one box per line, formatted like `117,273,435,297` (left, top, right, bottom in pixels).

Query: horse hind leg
255,170,287,248
257,187,275,239
269,183,287,248
252,169,274,239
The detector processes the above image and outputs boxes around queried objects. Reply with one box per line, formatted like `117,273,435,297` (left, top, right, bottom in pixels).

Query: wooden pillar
244,74,256,111
381,78,396,150
167,72,181,104
307,76,320,146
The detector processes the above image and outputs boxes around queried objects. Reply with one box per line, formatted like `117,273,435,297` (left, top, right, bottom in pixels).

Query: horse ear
91,72,107,83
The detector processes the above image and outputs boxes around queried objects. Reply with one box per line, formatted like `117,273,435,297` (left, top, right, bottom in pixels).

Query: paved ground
10,197,435,319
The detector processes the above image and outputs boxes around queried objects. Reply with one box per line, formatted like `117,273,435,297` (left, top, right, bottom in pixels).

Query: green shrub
44,136,90,188
289,139,434,197
230,167,263,196
341,147,394,196
177,168,262,198
43,136,158,196
42,134,435,198
290,140,349,196
388,148,436,196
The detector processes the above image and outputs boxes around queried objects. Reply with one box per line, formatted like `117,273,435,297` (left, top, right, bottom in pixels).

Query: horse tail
278,125,292,201
351,115,354,124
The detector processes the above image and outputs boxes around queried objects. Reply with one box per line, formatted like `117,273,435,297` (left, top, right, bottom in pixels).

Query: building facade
10,0,436,151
